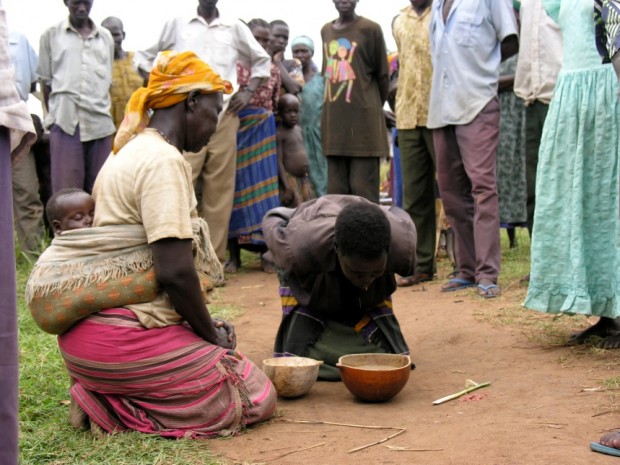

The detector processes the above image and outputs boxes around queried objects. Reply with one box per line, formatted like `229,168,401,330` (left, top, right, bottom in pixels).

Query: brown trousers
433,98,501,282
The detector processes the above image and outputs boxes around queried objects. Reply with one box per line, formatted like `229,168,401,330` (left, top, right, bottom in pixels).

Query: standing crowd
1,0,619,460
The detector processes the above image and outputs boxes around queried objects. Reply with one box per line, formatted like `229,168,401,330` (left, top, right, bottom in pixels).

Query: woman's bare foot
224,260,240,273
68,396,88,430
569,317,619,345
89,418,107,437
600,431,620,449
599,334,620,349
225,239,241,273
260,254,277,274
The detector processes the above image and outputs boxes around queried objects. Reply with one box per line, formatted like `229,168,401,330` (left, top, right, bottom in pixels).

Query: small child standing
45,188,95,235
276,94,316,207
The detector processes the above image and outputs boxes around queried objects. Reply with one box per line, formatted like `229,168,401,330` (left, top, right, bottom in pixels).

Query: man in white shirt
134,0,271,265
428,0,518,298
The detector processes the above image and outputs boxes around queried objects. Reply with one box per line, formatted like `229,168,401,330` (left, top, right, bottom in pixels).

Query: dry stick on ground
262,442,326,462
283,419,406,454
386,445,444,452
348,428,406,453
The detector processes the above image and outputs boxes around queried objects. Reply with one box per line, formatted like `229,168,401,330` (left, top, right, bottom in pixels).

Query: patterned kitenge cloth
228,107,280,245
497,55,527,226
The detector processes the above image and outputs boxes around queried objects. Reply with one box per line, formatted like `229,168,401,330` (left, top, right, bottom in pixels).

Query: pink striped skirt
58,308,276,438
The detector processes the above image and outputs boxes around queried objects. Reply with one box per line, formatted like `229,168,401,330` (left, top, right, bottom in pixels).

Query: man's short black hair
335,202,391,259
247,18,269,30
269,19,288,29
45,188,87,225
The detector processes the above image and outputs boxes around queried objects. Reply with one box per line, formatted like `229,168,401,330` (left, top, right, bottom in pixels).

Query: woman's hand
227,90,253,115
213,318,237,349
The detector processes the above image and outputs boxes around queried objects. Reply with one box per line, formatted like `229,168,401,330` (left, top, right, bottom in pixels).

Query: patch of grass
16,253,228,464
604,377,620,390
462,228,619,357
208,288,244,321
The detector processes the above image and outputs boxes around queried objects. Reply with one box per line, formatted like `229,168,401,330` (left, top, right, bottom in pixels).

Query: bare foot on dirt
224,260,240,274
260,255,277,274
600,431,620,448
569,317,618,344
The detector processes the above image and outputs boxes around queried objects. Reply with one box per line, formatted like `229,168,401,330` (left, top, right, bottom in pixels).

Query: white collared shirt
514,0,563,105
134,12,271,106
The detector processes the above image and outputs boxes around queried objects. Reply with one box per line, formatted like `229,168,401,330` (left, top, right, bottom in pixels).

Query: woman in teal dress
524,0,620,347
292,36,327,197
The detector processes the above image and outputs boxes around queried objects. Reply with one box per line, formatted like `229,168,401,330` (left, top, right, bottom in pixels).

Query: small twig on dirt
283,420,406,454
580,387,603,392
262,442,326,462
348,428,406,453
598,426,620,433
287,429,337,433
386,445,444,452
592,410,615,417
533,423,566,429
241,284,264,289
284,419,401,430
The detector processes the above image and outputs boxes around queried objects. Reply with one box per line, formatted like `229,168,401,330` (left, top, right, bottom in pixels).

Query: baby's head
278,94,301,128
46,188,95,235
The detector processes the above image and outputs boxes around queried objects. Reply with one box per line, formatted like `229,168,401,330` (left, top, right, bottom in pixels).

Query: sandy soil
208,266,619,465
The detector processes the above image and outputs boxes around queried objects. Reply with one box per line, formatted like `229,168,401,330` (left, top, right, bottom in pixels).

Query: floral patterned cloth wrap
26,218,223,335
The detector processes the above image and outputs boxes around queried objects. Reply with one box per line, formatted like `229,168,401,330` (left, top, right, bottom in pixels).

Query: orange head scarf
113,50,233,153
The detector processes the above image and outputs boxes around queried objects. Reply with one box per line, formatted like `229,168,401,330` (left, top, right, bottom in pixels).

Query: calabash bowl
337,353,411,402
262,357,323,398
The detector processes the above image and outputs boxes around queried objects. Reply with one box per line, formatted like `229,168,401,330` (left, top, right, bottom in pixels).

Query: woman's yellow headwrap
113,50,233,154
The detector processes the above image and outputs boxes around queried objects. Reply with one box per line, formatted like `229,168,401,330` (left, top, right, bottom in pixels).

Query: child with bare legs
276,94,315,207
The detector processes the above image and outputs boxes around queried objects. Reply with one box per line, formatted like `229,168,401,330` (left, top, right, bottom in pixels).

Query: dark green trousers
525,101,549,236
397,128,436,275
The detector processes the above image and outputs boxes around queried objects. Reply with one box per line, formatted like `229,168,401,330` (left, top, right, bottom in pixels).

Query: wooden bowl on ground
262,357,323,398
337,353,411,402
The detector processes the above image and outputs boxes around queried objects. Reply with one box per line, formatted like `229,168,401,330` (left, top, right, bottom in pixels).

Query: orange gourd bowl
337,353,411,402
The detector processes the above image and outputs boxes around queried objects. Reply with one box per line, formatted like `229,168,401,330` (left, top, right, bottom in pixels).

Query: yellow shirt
392,5,433,129
110,52,144,128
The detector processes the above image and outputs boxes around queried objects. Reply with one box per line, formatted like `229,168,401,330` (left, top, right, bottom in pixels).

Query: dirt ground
208,265,619,465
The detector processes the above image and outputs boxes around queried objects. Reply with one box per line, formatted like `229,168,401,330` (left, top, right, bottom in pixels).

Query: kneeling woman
263,195,416,380
53,52,276,437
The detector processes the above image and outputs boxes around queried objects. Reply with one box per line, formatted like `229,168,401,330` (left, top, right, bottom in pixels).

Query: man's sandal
440,278,475,292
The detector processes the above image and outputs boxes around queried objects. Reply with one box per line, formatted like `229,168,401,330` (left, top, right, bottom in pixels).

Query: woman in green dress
524,0,620,346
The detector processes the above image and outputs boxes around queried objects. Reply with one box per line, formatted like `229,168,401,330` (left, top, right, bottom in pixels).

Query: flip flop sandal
441,278,475,292
477,283,499,298
590,442,620,457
